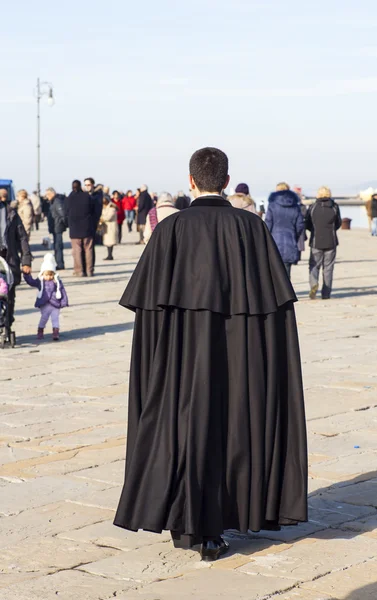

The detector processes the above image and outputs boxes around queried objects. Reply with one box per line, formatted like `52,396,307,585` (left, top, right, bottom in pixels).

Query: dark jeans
53,232,65,269
7,285,16,327
125,210,135,232
309,248,336,299
118,223,123,244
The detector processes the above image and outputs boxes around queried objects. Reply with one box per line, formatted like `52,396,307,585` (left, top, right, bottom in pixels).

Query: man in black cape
114,148,308,561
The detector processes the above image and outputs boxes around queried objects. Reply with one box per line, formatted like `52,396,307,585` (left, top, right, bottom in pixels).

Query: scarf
37,274,62,300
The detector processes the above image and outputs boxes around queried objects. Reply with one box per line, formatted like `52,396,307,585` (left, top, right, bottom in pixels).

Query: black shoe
200,537,230,562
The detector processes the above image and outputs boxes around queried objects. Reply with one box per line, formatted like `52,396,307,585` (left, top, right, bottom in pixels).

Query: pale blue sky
1,0,377,196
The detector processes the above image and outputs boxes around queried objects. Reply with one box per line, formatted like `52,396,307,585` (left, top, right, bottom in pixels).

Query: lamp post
36,78,54,198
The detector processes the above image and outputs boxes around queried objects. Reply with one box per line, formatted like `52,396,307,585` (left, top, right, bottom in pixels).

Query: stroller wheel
0,333,5,349
10,332,16,348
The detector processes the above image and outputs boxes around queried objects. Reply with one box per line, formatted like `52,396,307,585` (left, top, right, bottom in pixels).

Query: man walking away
306,186,341,300
371,193,377,237
66,181,95,277
136,185,153,244
30,191,42,231
114,148,307,562
45,188,67,270
84,178,103,267
175,190,191,210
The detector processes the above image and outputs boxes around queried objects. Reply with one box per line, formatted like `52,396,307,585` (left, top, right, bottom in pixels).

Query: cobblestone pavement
1,223,377,599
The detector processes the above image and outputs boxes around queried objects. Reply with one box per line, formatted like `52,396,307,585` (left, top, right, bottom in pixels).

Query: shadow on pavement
343,582,377,598
15,321,134,345
224,471,377,554
295,286,377,299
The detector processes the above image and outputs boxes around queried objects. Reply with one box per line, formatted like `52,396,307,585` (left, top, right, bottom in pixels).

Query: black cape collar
190,195,231,208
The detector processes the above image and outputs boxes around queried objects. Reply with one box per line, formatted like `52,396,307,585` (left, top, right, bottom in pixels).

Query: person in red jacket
122,190,137,233
112,191,125,243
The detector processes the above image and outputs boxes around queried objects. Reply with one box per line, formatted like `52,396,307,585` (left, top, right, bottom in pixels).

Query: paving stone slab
238,530,377,582
71,460,125,485
78,541,210,583
0,476,111,516
58,519,170,550
67,485,120,511
122,569,295,600
323,479,377,507
0,537,119,577
301,558,377,598
0,569,135,600
0,501,114,549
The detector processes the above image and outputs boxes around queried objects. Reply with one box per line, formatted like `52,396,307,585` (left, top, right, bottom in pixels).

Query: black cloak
114,196,308,537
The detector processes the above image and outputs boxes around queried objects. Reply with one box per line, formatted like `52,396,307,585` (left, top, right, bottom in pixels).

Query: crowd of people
0,168,355,344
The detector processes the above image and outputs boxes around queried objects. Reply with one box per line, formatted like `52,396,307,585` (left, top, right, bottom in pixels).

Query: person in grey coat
306,186,342,300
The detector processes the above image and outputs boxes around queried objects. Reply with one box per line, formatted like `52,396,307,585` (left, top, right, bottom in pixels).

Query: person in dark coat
306,186,342,300
136,185,153,244
265,183,304,279
175,190,191,210
371,193,377,236
114,147,308,562
45,188,67,270
66,180,95,277
0,188,32,326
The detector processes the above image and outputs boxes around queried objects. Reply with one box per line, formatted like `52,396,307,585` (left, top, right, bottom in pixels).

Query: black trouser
8,285,16,327
107,246,114,259
118,223,122,244
53,232,65,269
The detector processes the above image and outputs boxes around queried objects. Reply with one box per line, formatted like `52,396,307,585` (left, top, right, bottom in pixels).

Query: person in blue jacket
265,183,305,279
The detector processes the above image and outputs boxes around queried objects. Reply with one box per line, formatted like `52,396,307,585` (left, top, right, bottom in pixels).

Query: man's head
189,147,230,197
140,184,148,192
72,180,82,192
84,178,95,193
0,189,8,203
45,187,56,202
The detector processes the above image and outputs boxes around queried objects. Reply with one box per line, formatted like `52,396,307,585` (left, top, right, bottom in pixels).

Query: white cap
39,253,57,275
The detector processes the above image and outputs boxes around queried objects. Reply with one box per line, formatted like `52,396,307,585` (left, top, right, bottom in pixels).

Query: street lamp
36,78,54,198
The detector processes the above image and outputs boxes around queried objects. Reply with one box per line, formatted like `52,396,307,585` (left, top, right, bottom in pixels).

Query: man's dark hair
189,147,229,193
84,177,95,185
72,180,82,192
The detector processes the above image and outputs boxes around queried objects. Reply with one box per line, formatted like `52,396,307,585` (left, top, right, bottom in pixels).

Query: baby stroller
0,257,16,348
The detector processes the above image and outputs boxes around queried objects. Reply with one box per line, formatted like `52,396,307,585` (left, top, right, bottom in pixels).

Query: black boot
200,537,230,562
104,247,114,261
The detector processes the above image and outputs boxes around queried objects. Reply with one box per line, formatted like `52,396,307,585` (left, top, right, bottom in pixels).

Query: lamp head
47,87,54,106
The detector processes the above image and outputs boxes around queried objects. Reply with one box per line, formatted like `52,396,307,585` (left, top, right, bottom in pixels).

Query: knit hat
235,183,249,195
38,253,61,300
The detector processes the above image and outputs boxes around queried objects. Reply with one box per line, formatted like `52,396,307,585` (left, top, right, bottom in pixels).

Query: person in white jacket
144,192,179,243
228,183,256,213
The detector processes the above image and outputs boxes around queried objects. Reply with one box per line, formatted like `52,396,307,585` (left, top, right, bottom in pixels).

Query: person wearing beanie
228,183,257,213
23,253,68,341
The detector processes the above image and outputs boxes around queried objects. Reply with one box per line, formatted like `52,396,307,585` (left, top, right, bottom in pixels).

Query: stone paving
1,223,377,599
